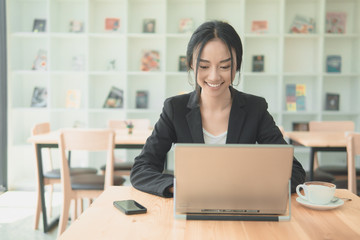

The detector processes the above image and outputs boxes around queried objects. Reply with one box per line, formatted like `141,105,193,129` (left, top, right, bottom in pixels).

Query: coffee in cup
296,181,336,205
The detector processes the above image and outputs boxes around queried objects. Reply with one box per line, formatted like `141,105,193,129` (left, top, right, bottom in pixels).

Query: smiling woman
130,20,306,198
0,0,7,192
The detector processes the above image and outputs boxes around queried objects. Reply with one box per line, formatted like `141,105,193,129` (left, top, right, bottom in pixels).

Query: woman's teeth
207,82,221,87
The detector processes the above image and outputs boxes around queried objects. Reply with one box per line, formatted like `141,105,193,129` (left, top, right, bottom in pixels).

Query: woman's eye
220,65,231,69
199,65,209,69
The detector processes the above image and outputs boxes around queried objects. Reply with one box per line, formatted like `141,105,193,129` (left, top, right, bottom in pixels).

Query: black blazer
130,87,305,197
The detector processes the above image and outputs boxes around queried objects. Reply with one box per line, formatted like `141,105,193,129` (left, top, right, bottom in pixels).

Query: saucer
296,197,344,210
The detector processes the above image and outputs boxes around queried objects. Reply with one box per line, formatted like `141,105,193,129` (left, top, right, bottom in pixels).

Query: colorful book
32,19,46,32
31,49,47,71
325,93,340,111
326,12,346,34
143,19,156,33
69,20,84,33
179,18,194,33
289,15,315,34
140,50,160,71
178,56,187,72
66,89,81,108
136,91,149,109
31,87,47,108
326,55,341,73
103,86,123,108
252,55,264,72
251,20,268,34
105,18,120,31
286,84,306,111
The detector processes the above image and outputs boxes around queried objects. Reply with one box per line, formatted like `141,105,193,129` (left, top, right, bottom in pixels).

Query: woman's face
193,38,236,99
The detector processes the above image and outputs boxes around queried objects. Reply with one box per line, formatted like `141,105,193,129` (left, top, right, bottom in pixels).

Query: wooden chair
57,129,125,237
100,119,151,175
280,124,334,182
32,122,98,230
345,133,360,194
308,121,360,182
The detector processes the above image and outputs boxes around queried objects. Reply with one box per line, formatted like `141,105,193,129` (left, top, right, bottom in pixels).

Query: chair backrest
309,121,355,132
346,132,360,194
32,122,50,135
32,122,54,171
108,119,151,130
58,129,115,191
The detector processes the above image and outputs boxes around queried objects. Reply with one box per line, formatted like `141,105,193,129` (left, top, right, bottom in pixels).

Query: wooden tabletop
27,129,152,145
59,186,360,240
284,131,347,147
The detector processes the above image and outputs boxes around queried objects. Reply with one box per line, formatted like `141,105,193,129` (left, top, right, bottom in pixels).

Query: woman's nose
208,67,220,81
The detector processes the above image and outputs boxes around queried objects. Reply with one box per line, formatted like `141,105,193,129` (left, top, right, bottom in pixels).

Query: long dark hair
186,20,243,94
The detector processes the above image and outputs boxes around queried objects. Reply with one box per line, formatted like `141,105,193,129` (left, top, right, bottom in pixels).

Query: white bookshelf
6,0,360,189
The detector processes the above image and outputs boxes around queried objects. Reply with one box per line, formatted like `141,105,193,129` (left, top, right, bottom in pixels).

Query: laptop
173,144,293,221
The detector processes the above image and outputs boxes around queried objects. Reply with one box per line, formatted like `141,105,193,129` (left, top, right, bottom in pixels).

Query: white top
203,128,227,144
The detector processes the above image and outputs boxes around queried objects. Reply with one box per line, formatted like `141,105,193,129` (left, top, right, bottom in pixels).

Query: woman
130,20,305,197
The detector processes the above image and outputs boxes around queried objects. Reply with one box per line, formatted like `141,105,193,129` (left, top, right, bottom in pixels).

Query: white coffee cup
296,181,336,205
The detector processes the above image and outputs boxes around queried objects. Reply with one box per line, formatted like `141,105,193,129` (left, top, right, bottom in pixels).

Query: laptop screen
174,144,293,216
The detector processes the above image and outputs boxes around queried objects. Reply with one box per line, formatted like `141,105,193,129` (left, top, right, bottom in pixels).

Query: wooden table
27,129,152,233
284,131,347,181
59,186,360,240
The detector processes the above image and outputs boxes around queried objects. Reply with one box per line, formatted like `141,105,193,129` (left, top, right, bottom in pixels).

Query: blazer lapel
186,91,204,143
227,89,246,143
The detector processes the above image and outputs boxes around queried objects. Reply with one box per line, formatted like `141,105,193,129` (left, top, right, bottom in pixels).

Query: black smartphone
113,200,147,215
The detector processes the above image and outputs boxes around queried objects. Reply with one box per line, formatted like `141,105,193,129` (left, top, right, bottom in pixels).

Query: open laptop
173,144,293,221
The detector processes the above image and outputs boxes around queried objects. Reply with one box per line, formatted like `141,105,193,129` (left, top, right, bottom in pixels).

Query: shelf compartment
243,75,280,113
88,36,126,72
244,0,281,35
88,75,126,109
128,0,166,34
88,0,127,34
167,0,204,34
127,75,165,111
244,37,280,74
49,0,87,33
283,37,320,74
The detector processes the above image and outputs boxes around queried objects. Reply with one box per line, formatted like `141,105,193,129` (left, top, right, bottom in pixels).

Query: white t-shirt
203,128,227,144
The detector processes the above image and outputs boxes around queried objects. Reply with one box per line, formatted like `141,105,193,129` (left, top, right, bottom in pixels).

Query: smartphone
113,200,147,215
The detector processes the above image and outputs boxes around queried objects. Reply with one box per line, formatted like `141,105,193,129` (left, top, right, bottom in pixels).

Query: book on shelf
291,122,309,146
252,55,264,72
136,90,149,109
105,18,120,31
178,56,187,72
66,89,81,109
289,15,315,34
286,84,306,111
326,55,341,73
31,49,47,71
32,19,46,32
143,18,156,33
179,18,194,34
326,12,346,34
140,50,160,71
251,20,268,34
69,20,84,33
103,86,123,108
325,93,340,111
31,87,47,108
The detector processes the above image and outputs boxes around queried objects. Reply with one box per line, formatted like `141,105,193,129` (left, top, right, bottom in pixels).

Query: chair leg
34,187,41,230
57,197,71,238
47,185,53,218
79,198,84,215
